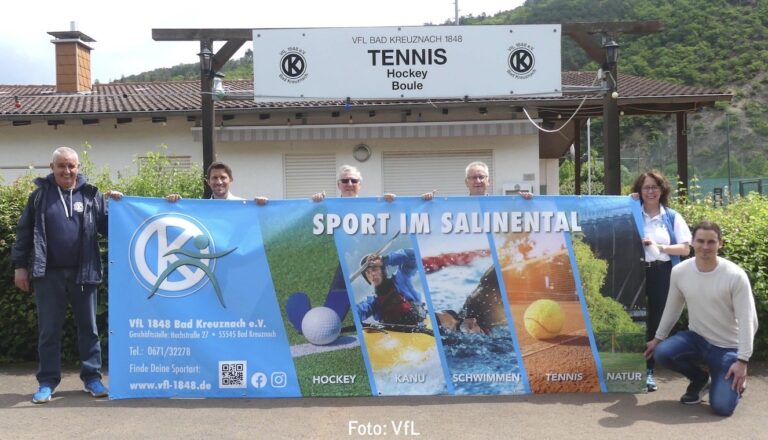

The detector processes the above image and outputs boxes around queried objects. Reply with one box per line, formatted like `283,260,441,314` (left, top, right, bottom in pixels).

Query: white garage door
383,150,493,196
283,153,337,199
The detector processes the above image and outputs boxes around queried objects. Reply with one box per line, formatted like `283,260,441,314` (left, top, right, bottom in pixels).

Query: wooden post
201,39,215,198
603,63,621,195
574,119,582,195
676,112,689,200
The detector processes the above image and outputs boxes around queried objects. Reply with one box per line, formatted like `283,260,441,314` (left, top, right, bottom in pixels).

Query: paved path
1,363,766,439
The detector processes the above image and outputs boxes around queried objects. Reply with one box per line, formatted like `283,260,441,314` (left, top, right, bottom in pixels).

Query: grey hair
51,146,79,163
465,161,489,179
337,164,362,181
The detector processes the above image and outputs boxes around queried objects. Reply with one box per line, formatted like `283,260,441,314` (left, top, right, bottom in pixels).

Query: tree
559,157,606,195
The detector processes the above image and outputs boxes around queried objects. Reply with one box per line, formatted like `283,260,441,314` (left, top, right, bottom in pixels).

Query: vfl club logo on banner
507,43,536,80
279,47,308,84
128,214,236,307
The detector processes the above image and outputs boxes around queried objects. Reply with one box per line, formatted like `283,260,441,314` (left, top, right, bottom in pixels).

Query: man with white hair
313,164,433,201
12,146,122,403
313,164,371,200
464,161,532,198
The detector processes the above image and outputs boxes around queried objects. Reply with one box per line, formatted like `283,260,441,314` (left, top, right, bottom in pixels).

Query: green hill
117,49,255,82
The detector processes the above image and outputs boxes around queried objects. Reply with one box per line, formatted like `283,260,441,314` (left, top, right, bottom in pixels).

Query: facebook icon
251,372,267,388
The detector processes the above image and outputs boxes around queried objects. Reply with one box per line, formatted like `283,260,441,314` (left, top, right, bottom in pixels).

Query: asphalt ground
1,362,766,439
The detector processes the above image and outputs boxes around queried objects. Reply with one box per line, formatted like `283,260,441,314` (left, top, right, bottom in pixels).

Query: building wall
0,116,549,198
0,118,201,183
214,134,539,198
209,120,541,198
540,158,561,195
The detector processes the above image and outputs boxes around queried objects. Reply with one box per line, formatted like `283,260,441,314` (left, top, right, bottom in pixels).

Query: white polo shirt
642,205,691,262
211,193,243,200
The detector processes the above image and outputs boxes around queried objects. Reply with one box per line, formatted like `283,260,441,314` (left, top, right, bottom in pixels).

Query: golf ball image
301,306,341,345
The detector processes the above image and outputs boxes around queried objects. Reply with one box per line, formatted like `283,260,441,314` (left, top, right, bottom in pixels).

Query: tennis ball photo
524,299,565,340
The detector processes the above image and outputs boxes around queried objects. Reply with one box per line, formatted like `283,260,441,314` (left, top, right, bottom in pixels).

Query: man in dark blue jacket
12,146,122,404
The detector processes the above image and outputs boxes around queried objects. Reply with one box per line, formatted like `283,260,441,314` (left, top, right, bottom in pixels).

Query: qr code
218,361,247,388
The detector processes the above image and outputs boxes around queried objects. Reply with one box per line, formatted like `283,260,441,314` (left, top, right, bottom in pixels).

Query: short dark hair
207,162,233,179
692,220,722,241
631,170,671,206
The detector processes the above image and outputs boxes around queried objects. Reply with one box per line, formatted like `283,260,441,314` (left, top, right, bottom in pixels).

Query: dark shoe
680,375,710,405
646,369,658,392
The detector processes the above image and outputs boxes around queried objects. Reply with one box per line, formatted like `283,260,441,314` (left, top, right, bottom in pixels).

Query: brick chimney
48,22,95,93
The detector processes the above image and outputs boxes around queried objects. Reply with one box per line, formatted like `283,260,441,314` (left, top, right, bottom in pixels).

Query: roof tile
0,72,729,117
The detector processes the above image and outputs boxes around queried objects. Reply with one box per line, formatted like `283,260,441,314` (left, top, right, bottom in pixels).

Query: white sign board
252,25,562,101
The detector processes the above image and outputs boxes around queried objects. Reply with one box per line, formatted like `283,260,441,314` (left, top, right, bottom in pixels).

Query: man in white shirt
167,162,267,204
464,161,532,199
205,162,243,200
465,161,492,196
644,221,758,416
167,161,241,201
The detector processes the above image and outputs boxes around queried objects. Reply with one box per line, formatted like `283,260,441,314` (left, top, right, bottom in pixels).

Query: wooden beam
151,29,252,198
562,21,664,64
152,29,253,41
213,39,247,72
562,21,664,35
562,21,664,195
566,31,604,65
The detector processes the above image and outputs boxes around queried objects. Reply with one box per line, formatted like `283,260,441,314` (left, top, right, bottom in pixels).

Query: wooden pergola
153,23,731,196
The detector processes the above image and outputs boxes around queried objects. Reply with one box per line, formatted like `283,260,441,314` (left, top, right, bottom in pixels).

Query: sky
1,0,524,85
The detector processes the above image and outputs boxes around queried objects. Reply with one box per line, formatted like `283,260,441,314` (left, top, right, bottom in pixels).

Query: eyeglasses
642,186,660,192
467,175,488,181
339,178,360,184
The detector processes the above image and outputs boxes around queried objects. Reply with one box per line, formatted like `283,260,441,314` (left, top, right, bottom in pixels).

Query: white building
0,28,729,198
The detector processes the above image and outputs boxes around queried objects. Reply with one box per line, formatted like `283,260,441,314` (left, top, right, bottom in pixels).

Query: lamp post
198,41,215,198
602,38,621,195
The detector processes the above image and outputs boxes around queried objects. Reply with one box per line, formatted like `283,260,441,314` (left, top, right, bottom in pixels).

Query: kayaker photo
355,249,427,326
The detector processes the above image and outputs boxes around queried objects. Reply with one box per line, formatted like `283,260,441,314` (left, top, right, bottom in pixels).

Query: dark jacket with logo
11,174,107,285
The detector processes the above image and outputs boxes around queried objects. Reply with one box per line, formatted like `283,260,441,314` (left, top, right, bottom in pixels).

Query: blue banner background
109,195,645,399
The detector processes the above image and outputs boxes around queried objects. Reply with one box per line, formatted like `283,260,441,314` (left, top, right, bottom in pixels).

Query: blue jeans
34,268,103,388
654,330,741,416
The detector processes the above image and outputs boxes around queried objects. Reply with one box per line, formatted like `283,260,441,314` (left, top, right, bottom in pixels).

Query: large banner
108,196,646,399
252,25,562,100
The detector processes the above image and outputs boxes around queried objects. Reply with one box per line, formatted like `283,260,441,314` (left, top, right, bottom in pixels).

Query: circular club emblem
279,48,308,84
508,48,534,74
128,213,215,298
507,45,536,80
